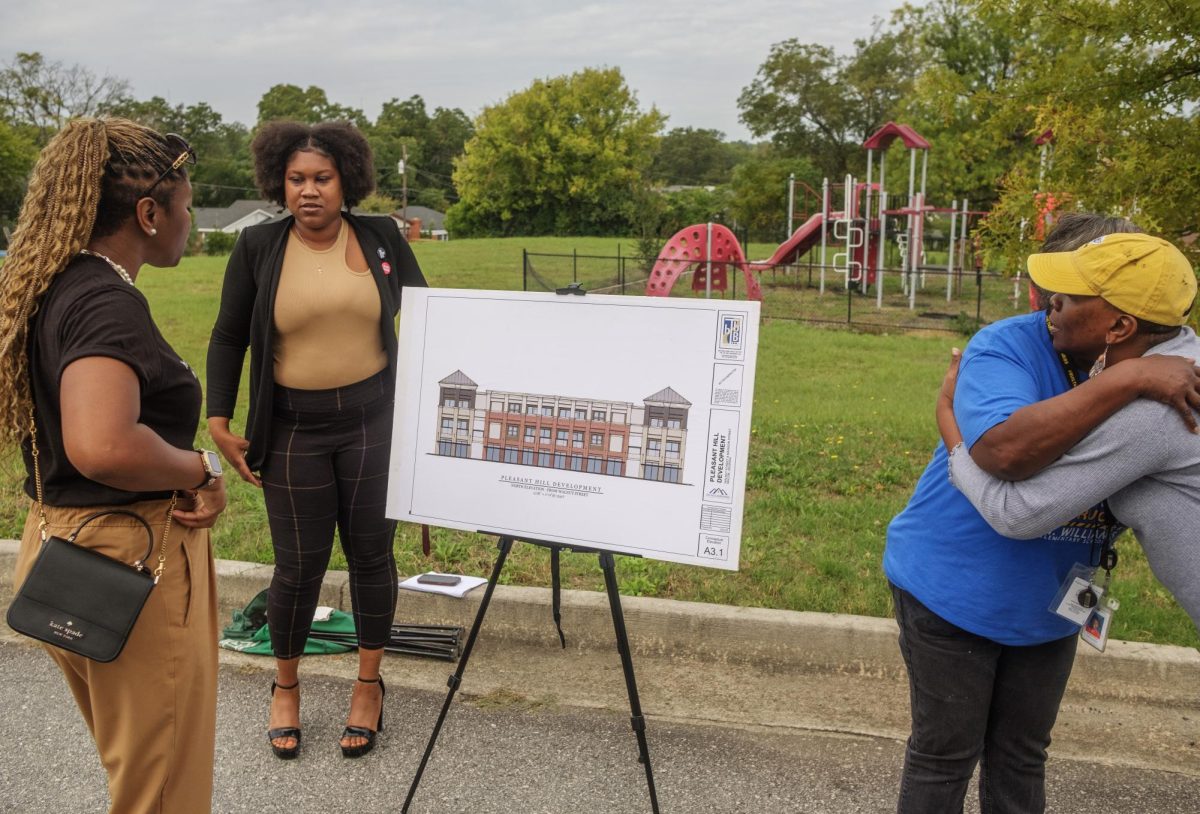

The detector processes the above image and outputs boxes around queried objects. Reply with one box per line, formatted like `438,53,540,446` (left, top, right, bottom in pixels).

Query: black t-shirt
21,255,202,507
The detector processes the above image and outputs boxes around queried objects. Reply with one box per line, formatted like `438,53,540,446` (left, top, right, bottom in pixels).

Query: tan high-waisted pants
13,497,218,814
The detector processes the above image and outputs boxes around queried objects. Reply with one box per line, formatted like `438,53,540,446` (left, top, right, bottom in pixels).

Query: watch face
203,450,224,477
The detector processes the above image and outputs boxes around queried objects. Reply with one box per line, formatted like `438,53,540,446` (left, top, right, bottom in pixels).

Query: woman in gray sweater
937,233,1200,632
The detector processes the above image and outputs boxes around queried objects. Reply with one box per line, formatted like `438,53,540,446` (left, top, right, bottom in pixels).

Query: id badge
1050,562,1104,625
1080,600,1119,652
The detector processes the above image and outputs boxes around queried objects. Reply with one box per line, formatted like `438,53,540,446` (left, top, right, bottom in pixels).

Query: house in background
397,205,449,241
192,199,449,242
193,199,282,237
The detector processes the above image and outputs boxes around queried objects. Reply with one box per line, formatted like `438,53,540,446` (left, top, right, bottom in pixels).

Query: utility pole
400,144,409,225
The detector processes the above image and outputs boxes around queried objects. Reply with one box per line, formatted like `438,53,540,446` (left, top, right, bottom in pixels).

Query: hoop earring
1089,344,1110,378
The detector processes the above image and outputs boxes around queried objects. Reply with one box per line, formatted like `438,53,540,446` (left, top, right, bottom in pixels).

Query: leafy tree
729,153,821,242
651,127,738,186
0,119,37,239
369,95,472,211
968,0,1200,266
356,192,399,214
256,84,366,128
447,67,664,236
103,96,254,207
738,28,912,180
659,187,734,236
0,52,130,144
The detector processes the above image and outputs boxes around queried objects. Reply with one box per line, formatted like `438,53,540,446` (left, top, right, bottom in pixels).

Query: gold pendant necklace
293,226,337,274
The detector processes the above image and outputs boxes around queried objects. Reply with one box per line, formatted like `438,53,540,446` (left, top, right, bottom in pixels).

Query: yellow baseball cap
1027,233,1197,326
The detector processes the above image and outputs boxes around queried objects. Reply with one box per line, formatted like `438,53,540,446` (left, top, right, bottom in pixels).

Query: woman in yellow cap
882,214,1200,813
937,231,1200,632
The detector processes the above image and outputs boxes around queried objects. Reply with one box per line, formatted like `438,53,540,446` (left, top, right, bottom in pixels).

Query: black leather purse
5,411,175,663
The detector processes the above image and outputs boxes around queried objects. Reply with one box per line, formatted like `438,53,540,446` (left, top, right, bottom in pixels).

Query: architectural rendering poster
387,288,760,570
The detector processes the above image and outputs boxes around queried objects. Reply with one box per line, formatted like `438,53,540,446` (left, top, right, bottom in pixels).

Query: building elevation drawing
434,370,691,483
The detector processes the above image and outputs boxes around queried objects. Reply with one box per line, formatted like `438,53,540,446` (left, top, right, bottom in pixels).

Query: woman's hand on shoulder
207,417,262,487
1115,354,1200,433
172,479,227,529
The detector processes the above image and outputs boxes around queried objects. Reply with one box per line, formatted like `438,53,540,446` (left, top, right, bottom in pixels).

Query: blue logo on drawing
721,316,742,348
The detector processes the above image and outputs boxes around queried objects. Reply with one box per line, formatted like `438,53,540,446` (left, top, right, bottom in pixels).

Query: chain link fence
522,249,1029,333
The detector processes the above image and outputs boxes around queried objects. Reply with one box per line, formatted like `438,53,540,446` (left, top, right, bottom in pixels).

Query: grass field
2,240,1196,650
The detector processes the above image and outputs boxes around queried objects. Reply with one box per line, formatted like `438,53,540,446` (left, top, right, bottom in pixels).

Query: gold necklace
292,225,339,274
80,249,135,286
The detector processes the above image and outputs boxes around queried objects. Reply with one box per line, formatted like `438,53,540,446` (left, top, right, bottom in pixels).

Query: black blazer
206,211,427,470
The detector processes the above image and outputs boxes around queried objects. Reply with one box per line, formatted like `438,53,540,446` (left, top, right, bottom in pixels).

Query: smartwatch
195,449,224,490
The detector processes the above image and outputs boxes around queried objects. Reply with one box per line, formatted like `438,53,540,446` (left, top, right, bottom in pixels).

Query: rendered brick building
434,370,690,483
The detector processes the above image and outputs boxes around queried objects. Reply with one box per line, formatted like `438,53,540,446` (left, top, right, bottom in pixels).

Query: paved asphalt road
2,636,1199,813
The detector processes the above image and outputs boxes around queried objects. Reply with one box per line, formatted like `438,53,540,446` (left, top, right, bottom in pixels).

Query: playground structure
645,122,985,309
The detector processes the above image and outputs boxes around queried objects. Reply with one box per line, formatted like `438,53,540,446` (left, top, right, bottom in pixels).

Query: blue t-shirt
884,311,1111,645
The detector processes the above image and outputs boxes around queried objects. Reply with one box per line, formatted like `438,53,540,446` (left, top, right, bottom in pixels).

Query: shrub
203,230,239,255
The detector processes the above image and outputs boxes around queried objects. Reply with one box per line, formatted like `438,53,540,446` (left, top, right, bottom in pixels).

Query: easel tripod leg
600,552,661,814
401,536,513,813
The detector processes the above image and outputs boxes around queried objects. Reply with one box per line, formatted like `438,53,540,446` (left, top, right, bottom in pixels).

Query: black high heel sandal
340,676,385,758
267,679,301,760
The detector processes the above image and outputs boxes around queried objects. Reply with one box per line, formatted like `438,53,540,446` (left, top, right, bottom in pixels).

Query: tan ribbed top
272,221,387,389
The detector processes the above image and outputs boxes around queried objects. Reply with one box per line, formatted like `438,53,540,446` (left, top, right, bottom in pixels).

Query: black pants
891,584,1078,814
262,371,397,659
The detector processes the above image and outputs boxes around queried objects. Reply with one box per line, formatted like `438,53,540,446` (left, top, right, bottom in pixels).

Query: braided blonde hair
0,117,178,443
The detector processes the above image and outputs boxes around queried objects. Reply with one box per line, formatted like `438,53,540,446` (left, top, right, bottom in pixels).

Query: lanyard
1047,314,1120,569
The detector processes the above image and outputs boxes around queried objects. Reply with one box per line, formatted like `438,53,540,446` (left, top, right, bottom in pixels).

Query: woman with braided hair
1,118,226,813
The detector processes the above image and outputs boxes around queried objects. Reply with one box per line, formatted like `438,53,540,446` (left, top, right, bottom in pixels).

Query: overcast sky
2,0,901,141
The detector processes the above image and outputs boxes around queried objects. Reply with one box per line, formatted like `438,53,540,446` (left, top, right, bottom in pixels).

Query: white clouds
0,0,897,138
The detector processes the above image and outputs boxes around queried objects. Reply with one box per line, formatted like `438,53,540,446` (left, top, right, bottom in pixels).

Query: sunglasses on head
140,133,196,199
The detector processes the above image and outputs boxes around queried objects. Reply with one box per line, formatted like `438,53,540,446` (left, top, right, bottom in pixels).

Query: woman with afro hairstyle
1,118,227,812
206,120,426,760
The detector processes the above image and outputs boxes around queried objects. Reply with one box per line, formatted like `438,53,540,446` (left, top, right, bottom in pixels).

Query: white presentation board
386,288,759,570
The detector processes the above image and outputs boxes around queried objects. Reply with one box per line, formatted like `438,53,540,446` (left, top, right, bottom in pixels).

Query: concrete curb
3,539,1198,710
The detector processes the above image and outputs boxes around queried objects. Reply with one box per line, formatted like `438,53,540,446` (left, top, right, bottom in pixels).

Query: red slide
754,213,825,267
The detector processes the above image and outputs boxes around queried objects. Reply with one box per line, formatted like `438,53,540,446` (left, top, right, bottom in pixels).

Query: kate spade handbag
5,411,175,663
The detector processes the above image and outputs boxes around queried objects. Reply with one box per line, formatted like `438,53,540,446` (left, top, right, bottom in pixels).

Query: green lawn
2,243,1195,650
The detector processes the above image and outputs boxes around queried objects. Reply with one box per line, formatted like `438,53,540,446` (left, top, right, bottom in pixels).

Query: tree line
2,0,1197,264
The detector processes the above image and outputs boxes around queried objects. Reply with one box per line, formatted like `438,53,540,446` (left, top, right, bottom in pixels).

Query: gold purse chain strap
27,407,176,583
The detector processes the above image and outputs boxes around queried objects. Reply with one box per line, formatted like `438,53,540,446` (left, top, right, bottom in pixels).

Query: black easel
401,535,661,813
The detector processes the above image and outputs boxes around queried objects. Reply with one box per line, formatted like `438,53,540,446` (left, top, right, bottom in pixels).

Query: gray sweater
949,328,1200,632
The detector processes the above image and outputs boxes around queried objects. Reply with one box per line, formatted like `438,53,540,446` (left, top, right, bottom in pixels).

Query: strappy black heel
340,676,385,758
267,679,301,760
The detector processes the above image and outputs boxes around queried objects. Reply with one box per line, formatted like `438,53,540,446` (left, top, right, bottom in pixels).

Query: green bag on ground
218,589,356,655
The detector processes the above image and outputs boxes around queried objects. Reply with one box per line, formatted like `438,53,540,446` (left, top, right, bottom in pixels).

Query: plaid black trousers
261,370,398,659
